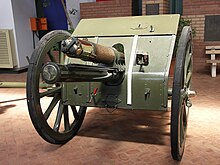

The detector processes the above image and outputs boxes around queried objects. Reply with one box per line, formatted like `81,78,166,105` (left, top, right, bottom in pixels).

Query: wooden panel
205,50,220,54
206,46,220,50
206,60,220,63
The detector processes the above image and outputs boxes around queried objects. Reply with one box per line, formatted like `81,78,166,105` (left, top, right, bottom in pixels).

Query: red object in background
39,18,48,31
30,17,48,31
30,17,38,31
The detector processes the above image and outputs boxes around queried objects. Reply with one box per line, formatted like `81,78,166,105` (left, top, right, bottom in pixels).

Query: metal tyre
27,30,87,144
171,26,192,160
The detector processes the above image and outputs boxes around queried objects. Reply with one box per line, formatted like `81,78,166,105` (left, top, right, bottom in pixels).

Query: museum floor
0,72,220,165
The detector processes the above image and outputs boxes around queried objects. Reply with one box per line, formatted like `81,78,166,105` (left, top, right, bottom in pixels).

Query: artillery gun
26,14,195,161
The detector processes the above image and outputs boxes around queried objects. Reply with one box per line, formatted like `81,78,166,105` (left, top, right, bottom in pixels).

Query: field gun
26,14,195,161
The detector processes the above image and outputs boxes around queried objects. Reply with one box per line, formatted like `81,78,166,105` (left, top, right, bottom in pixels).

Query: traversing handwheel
26,30,87,144
171,26,193,160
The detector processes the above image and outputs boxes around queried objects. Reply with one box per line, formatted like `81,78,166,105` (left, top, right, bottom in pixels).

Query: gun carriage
26,14,194,161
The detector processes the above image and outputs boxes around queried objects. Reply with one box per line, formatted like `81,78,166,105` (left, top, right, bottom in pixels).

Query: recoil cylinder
61,37,124,65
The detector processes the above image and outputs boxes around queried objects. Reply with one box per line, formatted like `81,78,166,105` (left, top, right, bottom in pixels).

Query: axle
42,62,124,85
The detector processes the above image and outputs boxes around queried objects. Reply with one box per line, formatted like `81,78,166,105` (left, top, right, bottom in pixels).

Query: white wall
66,0,96,29
11,0,37,69
0,1,14,29
0,0,37,69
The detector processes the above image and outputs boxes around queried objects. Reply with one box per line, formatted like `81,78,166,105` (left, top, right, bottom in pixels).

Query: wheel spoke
184,44,192,82
40,86,61,98
71,106,79,120
180,107,184,146
53,102,64,132
58,42,65,64
44,93,60,120
185,53,192,69
48,50,57,63
180,100,187,148
63,106,70,131
185,71,192,87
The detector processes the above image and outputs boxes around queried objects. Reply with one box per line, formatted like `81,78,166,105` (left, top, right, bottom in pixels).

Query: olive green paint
63,14,180,111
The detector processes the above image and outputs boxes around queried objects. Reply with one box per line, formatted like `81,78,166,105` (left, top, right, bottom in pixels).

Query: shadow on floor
78,108,171,145
0,104,16,114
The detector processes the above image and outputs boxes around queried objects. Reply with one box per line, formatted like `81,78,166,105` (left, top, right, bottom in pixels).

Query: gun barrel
61,37,123,65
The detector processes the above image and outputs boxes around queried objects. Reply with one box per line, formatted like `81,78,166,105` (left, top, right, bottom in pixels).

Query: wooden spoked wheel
26,30,87,144
171,26,192,160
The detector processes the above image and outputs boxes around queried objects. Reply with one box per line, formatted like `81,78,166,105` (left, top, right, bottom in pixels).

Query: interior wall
11,0,37,69
80,0,132,19
0,0,37,69
0,0,18,68
142,0,169,15
66,0,96,29
0,1,14,29
183,0,220,73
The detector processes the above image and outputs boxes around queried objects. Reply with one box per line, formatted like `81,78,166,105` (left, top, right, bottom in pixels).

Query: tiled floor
0,72,220,165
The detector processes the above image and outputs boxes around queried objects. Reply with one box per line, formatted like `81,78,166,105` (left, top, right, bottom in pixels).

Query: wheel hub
42,62,60,84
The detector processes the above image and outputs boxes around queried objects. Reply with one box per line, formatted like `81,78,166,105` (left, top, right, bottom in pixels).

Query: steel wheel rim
178,41,191,151
171,26,192,160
